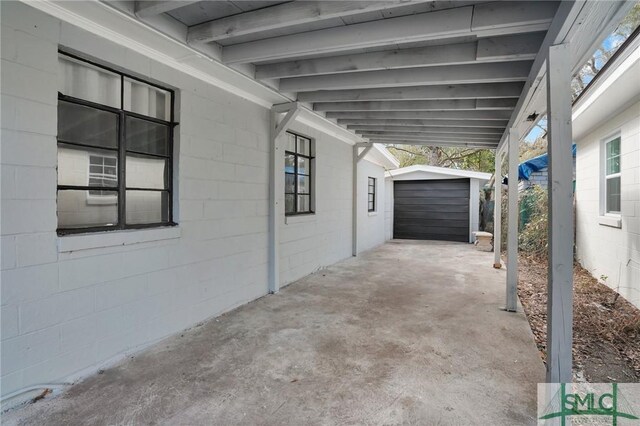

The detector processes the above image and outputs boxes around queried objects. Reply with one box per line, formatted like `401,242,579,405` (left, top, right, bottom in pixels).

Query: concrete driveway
3,240,545,425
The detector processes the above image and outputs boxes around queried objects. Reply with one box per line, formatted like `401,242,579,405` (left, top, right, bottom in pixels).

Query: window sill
285,213,316,225
598,215,621,228
368,211,378,216
57,226,181,253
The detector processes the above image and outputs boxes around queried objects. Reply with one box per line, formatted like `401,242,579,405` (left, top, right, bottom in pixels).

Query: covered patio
1,0,636,416
2,241,544,425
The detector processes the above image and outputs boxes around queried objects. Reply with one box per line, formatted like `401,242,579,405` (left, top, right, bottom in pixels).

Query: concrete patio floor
4,240,545,425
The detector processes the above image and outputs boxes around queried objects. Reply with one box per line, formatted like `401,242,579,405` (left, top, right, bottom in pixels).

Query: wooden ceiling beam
256,32,545,79
346,125,505,134
134,1,198,18
298,82,525,103
356,132,501,142
222,2,555,64
313,98,517,112
280,61,532,92
369,138,498,148
338,118,508,128
188,1,426,44
325,110,513,120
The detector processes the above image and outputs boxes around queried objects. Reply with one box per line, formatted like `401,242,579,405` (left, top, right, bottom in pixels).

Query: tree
572,2,640,100
387,145,495,173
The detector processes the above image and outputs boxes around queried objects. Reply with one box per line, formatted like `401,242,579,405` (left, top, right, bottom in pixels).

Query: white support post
352,143,373,256
269,103,300,294
546,43,573,383
506,128,519,312
352,145,359,256
493,148,503,269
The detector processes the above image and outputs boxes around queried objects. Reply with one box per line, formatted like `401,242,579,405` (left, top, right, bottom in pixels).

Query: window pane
606,138,621,175
125,116,169,156
297,195,310,213
126,154,167,190
297,175,310,194
285,133,296,152
285,173,295,193
297,156,310,175
607,138,620,157
57,189,118,229
58,101,118,148
606,176,621,213
368,194,374,203
285,194,295,214
123,77,171,121
607,156,621,175
126,190,169,224
297,137,310,156
368,202,375,211
58,144,118,187
58,55,121,108
285,154,295,173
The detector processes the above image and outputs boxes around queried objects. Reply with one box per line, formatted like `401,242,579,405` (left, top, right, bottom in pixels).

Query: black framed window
368,177,376,212
284,132,314,215
56,51,176,234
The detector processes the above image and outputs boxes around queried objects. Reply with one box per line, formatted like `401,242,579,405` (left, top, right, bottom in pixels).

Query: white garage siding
0,2,391,399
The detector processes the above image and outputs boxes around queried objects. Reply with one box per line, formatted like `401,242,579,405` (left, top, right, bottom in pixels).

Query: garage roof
57,1,634,150
386,164,491,181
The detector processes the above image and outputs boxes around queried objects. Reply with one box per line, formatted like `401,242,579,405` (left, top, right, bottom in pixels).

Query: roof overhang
572,35,640,141
363,145,401,170
25,0,635,153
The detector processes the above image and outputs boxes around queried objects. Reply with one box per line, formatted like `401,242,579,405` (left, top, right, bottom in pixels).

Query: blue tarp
518,144,576,181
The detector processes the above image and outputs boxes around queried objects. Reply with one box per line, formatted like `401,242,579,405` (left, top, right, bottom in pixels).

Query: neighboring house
384,165,491,243
517,145,577,191
573,33,640,308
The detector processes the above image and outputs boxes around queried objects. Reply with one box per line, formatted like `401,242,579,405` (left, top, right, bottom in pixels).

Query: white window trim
599,132,622,222
57,226,181,253
597,215,622,228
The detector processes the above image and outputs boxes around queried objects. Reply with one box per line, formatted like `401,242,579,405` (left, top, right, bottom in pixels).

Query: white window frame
599,132,622,227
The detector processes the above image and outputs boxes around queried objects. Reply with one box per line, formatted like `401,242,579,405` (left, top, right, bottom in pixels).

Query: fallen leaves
518,254,640,382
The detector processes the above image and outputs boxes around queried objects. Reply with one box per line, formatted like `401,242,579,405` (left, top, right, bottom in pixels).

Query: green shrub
518,186,548,257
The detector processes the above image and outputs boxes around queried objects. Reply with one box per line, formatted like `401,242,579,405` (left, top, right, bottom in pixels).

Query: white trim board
385,165,491,181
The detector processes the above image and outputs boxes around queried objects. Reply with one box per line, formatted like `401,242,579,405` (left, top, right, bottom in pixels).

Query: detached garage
384,166,491,243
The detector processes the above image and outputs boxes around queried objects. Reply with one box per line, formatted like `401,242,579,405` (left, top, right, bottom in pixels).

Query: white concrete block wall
278,122,353,286
0,2,357,399
575,100,640,308
357,160,386,253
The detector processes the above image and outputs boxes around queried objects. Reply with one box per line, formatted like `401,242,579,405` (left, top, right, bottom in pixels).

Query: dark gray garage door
394,179,470,242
